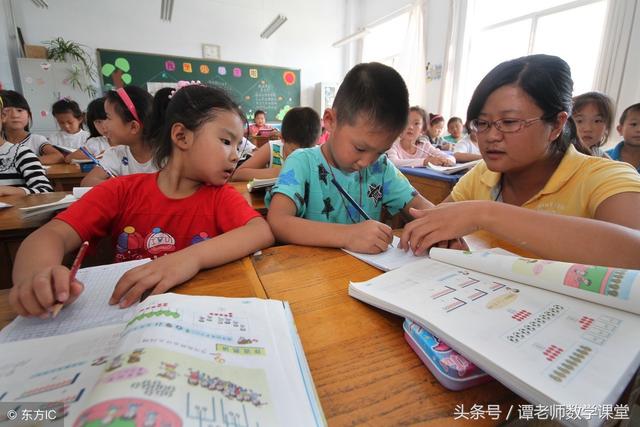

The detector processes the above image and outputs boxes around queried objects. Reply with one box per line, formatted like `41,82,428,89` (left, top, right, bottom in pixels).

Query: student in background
66,97,113,162
400,54,640,268
81,86,155,186
10,84,274,316
48,98,90,150
443,116,465,146
0,90,64,164
232,107,321,181
0,95,52,195
266,63,436,254
248,110,274,136
572,91,614,158
606,103,640,172
387,106,455,168
453,121,482,163
427,113,448,150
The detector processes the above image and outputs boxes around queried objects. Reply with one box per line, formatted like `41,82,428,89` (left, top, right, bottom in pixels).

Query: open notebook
349,249,640,427
427,159,481,174
0,260,325,426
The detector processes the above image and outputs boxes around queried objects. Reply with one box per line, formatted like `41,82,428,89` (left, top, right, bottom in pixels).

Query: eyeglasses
470,116,544,133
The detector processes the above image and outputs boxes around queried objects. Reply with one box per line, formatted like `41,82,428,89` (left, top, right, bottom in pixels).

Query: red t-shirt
56,173,261,262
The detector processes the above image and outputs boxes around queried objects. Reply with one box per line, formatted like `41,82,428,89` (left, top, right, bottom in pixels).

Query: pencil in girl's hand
51,241,89,318
79,146,115,178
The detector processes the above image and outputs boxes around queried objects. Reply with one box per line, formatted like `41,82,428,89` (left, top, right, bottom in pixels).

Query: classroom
1,0,640,425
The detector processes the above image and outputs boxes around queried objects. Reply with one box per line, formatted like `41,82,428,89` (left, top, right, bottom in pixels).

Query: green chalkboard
97,49,300,121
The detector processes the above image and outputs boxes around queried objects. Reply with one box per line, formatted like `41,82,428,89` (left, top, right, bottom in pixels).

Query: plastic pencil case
403,318,492,391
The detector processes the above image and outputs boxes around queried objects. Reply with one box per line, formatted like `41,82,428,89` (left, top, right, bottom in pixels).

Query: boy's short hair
254,110,266,118
282,107,321,148
448,116,463,126
620,103,640,125
332,62,409,135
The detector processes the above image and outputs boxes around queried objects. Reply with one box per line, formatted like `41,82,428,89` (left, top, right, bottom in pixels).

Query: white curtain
593,0,640,117
438,0,469,117
396,0,427,107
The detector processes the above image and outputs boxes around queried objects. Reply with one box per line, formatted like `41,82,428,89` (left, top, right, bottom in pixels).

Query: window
361,12,410,67
452,0,608,117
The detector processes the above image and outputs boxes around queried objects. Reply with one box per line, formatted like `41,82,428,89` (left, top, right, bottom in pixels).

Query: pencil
330,177,394,248
79,146,115,178
51,241,89,318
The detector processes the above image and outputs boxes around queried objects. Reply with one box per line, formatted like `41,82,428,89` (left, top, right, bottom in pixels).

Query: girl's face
2,107,29,131
254,113,266,126
185,110,244,185
448,121,463,139
93,119,108,137
55,112,83,134
400,111,423,144
429,121,444,138
476,84,564,174
104,100,137,145
573,102,608,148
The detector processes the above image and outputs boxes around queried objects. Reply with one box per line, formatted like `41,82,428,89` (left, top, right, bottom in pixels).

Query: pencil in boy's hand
79,146,115,178
51,241,89,318
330,178,394,248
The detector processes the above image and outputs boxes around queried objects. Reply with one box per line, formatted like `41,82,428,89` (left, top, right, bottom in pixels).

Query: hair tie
169,80,203,99
116,88,141,124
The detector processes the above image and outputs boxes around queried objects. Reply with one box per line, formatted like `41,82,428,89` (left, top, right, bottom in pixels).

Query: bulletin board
97,49,301,121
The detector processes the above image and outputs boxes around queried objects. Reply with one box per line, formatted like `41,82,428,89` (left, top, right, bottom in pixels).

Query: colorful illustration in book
127,349,144,364
105,355,124,373
157,362,178,380
91,357,108,366
184,372,266,406
198,311,248,333
74,398,181,427
486,287,520,310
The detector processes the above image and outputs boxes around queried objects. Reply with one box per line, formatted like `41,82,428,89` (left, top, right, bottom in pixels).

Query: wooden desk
252,245,522,426
46,163,87,191
229,181,267,215
0,192,70,289
0,256,265,330
400,167,464,204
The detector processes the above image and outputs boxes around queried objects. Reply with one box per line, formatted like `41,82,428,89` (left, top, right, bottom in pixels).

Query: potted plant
44,37,97,97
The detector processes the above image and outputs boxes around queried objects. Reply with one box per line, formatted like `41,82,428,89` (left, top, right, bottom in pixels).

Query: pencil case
403,318,492,390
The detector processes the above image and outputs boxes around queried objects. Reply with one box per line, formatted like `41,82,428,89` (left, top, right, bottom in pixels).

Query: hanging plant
44,37,97,97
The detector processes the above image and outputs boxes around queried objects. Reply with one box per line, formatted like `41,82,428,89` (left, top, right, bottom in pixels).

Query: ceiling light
161,0,174,21
260,15,288,39
31,0,48,8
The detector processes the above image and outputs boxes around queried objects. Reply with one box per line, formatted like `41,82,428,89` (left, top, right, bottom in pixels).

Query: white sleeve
454,139,471,153
99,147,121,176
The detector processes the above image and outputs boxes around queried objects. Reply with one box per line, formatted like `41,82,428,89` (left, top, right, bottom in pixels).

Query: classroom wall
0,0,17,90
6,0,346,109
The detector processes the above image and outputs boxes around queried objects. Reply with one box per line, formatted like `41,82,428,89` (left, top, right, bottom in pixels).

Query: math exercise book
349,249,640,427
0,260,325,426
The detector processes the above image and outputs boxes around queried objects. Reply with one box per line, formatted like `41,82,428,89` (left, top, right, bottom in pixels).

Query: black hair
85,97,107,138
144,87,173,145
409,106,428,134
467,54,587,155
332,62,409,136
0,90,32,131
254,110,266,119
152,85,246,168
281,107,321,148
619,103,640,126
429,113,444,125
447,116,463,127
572,91,615,148
105,85,153,128
52,98,83,120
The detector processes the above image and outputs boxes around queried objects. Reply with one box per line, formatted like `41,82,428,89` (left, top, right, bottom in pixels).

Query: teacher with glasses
399,54,640,268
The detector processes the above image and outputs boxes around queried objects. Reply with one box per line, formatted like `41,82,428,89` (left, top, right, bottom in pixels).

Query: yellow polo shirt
451,145,640,256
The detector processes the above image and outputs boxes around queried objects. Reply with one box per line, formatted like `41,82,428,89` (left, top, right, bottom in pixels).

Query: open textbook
246,177,277,192
0,264,324,426
19,194,77,218
427,159,480,174
349,249,640,427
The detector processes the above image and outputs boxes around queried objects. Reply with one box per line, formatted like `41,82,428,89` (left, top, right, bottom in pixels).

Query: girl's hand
344,220,394,254
9,265,85,317
109,251,201,308
400,202,486,255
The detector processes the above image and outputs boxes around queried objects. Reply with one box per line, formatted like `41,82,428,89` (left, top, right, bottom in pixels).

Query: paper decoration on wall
276,105,292,121
165,61,176,71
25,77,33,84
36,78,45,86
233,68,242,77
283,71,296,86
183,63,192,73
218,66,226,75
40,110,47,117
40,62,51,71
102,57,132,88
249,69,258,79
199,64,209,74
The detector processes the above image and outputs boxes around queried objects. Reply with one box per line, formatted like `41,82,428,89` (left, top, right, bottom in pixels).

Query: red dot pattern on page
511,310,531,321
579,316,594,330
543,345,564,362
